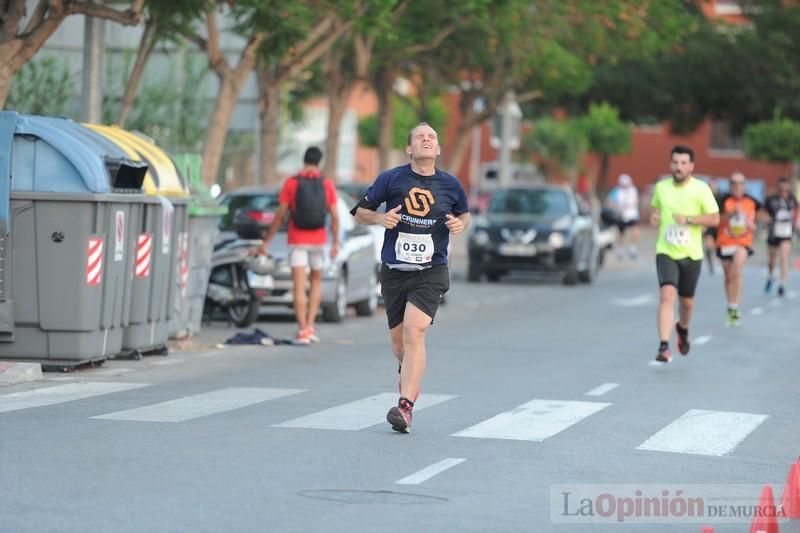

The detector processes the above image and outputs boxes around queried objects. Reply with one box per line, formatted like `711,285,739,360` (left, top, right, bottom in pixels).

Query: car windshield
219,193,281,231
487,189,571,216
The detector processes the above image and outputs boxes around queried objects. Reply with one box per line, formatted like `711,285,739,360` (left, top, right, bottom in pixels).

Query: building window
709,120,743,152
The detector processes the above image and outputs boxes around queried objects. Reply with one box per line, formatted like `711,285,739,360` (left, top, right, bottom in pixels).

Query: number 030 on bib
396,232,434,264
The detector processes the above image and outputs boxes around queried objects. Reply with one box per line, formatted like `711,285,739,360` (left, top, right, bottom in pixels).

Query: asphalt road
1,242,799,533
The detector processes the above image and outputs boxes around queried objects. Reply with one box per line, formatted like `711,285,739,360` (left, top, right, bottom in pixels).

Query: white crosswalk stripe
452,399,611,442
92,387,305,423
0,382,150,414
273,392,457,431
636,409,768,456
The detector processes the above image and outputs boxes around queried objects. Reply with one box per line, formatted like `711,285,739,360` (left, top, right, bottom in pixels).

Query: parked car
217,187,378,322
467,185,600,285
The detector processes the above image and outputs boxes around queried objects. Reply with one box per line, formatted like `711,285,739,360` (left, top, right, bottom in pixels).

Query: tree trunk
116,16,157,127
0,64,15,108
200,78,240,186
375,67,395,170
597,153,610,197
322,48,351,180
257,69,282,186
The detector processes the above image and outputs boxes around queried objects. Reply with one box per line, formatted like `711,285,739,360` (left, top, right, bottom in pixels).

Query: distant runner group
648,146,798,363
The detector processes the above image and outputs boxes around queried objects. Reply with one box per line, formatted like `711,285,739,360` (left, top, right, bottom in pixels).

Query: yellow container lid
85,124,190,197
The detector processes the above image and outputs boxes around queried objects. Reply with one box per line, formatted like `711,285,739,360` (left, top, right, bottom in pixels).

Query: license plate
248,273,274,289
499,243,537,256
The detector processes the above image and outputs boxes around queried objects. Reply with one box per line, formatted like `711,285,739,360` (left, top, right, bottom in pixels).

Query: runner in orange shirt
716,172,760,327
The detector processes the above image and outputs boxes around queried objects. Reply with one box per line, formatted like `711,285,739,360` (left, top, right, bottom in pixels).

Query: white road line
750,307,764,316
0,382,149,414
274,392,457,431
636,409,768,457
611,294,654,307
584,383,619,397
198,351,224,358
151,359,183,366
92,387,304,423
395,458,467,485
694,335,712,345
452,399,610,442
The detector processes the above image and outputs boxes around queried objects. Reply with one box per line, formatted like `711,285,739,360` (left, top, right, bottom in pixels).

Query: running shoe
304,327,320,343
764,278,773,294
386,397,413,433
726,308,741,327
294,329,311,345
675,323,690,356
655,346,672,363
778,285,785,297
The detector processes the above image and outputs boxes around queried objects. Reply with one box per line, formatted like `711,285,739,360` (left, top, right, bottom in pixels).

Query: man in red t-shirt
259,147,339,343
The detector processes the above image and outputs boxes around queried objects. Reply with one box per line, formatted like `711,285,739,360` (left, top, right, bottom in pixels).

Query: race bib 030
395,232,434,264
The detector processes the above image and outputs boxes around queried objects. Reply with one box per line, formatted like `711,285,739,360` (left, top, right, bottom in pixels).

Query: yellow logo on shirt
404,187,435,217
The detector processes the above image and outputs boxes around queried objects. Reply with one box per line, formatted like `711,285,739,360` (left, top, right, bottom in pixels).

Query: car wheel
322,272,347,323
562,264,579,285
579,245,599,284
487,272,501,282
467,261,482,282
355,271,378,316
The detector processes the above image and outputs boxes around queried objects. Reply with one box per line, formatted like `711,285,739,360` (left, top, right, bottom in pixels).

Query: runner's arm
259,203,289,254
673,212,719,227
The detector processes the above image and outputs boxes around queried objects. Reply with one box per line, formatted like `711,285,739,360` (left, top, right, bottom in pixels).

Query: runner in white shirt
608,174,641,260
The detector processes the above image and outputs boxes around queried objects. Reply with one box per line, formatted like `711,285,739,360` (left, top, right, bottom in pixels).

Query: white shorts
289,246,326,270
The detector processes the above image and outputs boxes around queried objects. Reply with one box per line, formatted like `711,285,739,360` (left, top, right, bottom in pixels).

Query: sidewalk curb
0,362,43,386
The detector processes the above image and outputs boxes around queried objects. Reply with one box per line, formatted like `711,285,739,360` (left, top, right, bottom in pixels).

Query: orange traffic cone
750,485,779,533
781,458,800,519
701,527,714,533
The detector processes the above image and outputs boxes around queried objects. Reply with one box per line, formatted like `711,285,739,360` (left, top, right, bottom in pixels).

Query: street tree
115,0,207,127
521,117,587,182
182,4,265,185
575,103,631,194
744,117,800,180
253,3,365,185
0,0,145,108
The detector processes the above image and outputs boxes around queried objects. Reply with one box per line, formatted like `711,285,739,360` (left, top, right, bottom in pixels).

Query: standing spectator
607,173,641,260
259,147,339,344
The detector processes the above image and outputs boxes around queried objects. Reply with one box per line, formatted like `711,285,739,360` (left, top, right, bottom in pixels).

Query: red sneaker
675,323,690,356
655,346,672,363
386,397,414,433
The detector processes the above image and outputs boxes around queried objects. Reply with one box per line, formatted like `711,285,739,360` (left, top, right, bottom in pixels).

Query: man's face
779,181,790,195
730,175,746,198
670,153,694,182
406,125,441,161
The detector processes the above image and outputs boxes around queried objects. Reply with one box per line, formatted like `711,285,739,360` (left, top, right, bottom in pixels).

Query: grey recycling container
86,124,190,355
170,154,227,338
0,112,147,369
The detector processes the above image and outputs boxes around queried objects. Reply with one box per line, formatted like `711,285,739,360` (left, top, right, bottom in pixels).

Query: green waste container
171,154,227,337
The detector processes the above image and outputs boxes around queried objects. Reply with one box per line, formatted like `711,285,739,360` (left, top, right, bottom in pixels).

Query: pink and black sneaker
387,397,414,433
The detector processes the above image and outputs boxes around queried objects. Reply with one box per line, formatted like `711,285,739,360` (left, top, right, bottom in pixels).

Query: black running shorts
767,236,792,247
380,264,450,329
656,254,702,298
716,245,754,261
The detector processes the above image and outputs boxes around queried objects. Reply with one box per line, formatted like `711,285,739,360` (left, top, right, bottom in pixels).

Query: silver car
217,187,378,322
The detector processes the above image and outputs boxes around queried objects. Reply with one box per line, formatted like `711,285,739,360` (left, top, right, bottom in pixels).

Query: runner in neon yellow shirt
650,145,719,363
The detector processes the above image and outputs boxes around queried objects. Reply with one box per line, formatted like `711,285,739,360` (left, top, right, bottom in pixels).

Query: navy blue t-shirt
352,164,469,267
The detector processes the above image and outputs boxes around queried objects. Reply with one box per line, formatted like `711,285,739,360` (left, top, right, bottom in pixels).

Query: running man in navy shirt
351,122,470,433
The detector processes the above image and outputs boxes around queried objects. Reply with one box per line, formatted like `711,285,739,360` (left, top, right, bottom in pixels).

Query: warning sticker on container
178,232,189,298
87,237,103,286
115,211,125,262
136,233,152,278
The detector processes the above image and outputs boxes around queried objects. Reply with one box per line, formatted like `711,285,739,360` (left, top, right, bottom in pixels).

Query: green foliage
744,117,800,163
358,95,448,149
103,51,210,151
575,103,631,157
6,56,76,116
522,118,587,178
